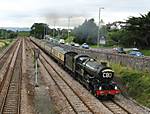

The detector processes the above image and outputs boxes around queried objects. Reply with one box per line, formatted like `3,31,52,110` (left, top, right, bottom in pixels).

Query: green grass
0,39,13,51
18,31,30,37
90,44,118,48
65,36,74,43
0,42,5,48
111,63,150,108
141,50,150,56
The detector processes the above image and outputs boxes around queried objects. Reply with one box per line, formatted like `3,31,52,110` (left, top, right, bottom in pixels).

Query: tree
18,31,30,37
61,29,68,39
107,12,150,48
8,32,18,38
124,12,150,48
73,18,98,44
30,23,49,39
0,29,17,39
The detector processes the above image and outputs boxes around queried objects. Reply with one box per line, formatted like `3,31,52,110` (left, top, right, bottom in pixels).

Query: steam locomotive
64,52,121,98
31,39,121,98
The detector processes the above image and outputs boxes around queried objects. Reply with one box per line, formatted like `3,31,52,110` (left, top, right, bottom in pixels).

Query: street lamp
97,7,104,47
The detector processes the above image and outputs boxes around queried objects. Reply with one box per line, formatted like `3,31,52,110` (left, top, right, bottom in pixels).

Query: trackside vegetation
18,31,30,37
111,63,150,108
0,39,13,51
141,50,150,56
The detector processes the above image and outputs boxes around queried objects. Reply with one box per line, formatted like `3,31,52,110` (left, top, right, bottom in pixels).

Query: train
31,39,121,98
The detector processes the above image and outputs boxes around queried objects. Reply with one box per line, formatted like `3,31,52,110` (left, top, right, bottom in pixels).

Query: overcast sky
0,0,149,28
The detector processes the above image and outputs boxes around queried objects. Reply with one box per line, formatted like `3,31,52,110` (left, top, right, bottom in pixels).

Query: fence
31,38,150,72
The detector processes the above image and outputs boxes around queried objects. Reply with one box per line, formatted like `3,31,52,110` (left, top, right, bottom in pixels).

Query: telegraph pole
53,20,56,38
44,24,45,39
97,7,104,47
68,17,71,40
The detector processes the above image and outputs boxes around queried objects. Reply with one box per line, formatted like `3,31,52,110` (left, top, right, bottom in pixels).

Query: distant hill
0,27,31,32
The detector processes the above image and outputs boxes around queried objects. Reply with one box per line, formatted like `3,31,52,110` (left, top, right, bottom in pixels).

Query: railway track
39,56,95,114
28,38,113,114
30,38,143,114
0,39,18,70
0,40,19,91
114,94,150,114
102,100,130,114
0,39,22,114
29,39,95,114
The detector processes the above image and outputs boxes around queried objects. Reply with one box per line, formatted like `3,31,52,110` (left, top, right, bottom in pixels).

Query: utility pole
53,20,56,38
44,24,48,39
58,28,60,39
68,17,71,40
44,24,45,39
97,7,104,47
45,24,47,36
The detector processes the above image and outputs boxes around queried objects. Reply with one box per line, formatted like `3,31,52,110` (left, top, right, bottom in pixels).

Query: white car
59,39,65,44
132,48,139,51
74,43,80,47
81,43,89,49
65,42,69,45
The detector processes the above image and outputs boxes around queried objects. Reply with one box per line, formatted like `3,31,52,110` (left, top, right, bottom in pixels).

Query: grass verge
141,50,150,56
111,63,150,108
0,39,14,52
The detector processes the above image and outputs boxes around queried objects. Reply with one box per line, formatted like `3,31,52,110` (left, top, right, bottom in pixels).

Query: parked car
74,43,80,47
65,42,69,45
113,47,126,54
59,39,65,44
81,43,89,49
132,48,139,51
129,51,144,57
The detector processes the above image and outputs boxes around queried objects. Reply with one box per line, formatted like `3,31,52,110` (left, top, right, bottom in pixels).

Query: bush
111,63,150,108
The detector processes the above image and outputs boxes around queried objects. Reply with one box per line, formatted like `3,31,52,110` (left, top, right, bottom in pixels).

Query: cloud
0,0,149,27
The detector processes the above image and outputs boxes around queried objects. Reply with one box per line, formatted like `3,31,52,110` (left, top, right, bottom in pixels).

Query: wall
31,38,150,72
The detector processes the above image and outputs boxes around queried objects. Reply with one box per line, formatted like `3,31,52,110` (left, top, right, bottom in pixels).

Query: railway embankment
112,63,150,108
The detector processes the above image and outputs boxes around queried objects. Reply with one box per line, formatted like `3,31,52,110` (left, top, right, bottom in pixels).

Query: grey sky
0,0,149,27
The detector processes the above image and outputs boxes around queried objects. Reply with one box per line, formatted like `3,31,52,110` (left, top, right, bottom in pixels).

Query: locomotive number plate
102,72,112,78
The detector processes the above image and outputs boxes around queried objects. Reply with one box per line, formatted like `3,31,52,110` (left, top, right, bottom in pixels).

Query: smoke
44,8,90,28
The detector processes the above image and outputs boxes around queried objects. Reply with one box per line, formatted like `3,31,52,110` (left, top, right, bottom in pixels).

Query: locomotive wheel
89,84,94,94
89,88,94,95
73,73,77,80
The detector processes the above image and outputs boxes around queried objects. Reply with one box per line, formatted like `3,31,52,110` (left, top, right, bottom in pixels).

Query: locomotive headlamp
99,86,102,90
115,86,118,90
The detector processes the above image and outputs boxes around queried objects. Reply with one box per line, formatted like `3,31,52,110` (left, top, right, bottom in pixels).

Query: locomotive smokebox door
34,48,40,59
